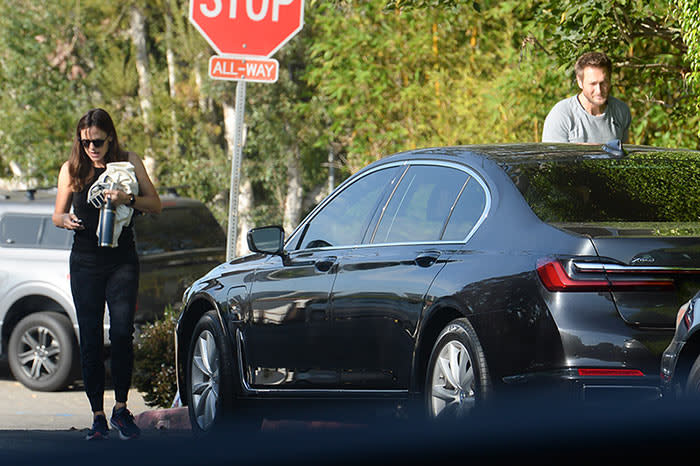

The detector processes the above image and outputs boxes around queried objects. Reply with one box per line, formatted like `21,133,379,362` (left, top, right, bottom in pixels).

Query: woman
53,108,161,440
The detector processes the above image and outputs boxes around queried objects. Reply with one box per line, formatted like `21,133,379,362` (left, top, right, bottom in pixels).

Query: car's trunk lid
558,223,700,328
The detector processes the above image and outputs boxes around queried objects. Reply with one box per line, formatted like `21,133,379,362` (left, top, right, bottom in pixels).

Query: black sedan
175,143,700,432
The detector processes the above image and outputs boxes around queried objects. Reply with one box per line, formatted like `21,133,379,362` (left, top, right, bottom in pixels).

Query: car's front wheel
186,310,235,433
425,317,490,420
8,311,78,392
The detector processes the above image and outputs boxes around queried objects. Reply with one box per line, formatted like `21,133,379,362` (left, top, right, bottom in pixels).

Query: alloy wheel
190,329,220,431
16,324,62,382
430,340,475,418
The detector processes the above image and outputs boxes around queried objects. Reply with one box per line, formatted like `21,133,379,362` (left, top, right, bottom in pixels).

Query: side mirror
247,225,285,256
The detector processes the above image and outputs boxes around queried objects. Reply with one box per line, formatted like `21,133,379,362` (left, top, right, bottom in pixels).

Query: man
542,52,631,143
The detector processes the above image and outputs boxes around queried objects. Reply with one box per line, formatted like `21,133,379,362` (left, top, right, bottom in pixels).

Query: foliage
306,2,532,171
677,0,700,137
1,0,699,222
386,0,700,149
133,305,178,408
519,151,700,223
0,0,89,184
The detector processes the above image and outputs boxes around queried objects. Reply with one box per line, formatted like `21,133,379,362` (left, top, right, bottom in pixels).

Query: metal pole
226,80,247,261
328,147,335,194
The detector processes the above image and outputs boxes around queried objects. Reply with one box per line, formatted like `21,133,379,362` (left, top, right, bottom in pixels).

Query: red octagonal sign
190,0,304,57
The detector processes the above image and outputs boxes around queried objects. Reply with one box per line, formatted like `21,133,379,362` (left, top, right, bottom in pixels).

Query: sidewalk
0,373,190,432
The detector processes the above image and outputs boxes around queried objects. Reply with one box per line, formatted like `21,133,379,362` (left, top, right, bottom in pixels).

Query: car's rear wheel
425,317,490,420
186,310,236,433
8,312,78,392
684,354,700,398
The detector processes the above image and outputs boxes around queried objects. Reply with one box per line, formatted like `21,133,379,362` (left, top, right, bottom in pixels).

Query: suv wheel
425,318,491,420
8,312,78,391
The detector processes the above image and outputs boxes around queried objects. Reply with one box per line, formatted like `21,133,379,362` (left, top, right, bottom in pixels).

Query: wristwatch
128,193,136,207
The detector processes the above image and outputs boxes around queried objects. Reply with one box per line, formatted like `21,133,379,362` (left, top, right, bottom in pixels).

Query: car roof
375,143,696,167
0,188,206,213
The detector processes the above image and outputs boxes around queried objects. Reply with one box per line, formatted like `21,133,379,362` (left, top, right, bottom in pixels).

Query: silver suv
0,188,225,391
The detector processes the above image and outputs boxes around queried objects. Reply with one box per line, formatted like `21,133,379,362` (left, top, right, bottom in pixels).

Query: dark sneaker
110,407,141,440
86,414,109,440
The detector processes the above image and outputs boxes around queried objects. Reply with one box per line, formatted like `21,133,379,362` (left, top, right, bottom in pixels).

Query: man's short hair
575,52,612,78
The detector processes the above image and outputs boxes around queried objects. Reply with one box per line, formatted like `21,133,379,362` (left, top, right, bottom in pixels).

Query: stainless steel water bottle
98,196,117,247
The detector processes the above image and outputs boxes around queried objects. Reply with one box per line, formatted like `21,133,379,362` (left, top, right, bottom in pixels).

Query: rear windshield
134,204,226,254
506,151,700,223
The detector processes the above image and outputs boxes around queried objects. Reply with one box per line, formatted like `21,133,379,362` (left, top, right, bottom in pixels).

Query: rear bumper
502,368,663,403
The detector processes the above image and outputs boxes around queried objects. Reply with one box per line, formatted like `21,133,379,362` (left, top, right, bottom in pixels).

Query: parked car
0,188,225,391
661,290,700,399
175,142,700,432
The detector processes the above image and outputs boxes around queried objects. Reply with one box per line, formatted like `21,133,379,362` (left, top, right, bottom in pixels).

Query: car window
134,204,226,255
291,167,400,250
0,214,71,249
371,165,471,243
442,177,487,241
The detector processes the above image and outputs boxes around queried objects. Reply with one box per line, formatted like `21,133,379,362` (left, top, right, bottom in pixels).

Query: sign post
189,0,305,260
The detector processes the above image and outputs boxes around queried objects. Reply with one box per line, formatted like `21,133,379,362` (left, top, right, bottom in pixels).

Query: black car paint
176,144,700,409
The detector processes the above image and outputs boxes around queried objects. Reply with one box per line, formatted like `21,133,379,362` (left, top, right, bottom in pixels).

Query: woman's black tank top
71,167,137,262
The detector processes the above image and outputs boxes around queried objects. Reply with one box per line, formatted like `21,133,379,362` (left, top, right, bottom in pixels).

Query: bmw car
175,142,700,432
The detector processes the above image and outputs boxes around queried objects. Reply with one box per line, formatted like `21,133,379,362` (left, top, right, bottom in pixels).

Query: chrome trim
574,262,700,274
236,329,407,395
285,159,492,253
368,166,410,243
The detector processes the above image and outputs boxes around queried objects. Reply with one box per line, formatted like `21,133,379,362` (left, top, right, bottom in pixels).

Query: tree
0,1,90,186
386,0,700,149
307,1,535,172
678,0,700,137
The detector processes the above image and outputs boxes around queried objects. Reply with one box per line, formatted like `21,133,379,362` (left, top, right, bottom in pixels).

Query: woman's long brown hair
68,108,128,191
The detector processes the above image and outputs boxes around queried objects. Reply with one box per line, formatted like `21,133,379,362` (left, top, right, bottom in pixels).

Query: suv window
290,167,400,250
0,214,71,249
371,165,481,243
134,204,226,255
507,152,700,223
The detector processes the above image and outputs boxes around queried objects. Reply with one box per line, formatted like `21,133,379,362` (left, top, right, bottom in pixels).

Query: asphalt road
1,360,697,465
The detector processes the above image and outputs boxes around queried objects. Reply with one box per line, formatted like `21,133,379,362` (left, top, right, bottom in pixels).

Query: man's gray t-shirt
541,95,631,143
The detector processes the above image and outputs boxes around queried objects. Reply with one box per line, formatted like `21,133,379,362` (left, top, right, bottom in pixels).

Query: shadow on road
1,396,698,466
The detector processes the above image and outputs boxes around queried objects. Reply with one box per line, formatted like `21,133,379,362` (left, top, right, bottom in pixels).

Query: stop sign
189,0,304,57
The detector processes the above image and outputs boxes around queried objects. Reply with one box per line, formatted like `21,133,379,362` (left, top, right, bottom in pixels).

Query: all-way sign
209,56,279,83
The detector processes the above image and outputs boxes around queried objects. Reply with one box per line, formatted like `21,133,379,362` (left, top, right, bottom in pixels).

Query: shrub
133,306,178,408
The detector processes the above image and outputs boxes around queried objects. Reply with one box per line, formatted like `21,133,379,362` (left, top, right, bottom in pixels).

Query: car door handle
315,256,337,272
415,251,441,268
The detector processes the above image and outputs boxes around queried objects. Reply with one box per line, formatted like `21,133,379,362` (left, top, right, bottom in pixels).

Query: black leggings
70,251,139,413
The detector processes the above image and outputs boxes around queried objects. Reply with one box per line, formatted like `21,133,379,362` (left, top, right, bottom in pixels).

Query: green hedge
133,306,178,409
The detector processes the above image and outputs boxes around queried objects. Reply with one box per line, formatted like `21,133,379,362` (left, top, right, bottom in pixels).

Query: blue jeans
70,250,139,413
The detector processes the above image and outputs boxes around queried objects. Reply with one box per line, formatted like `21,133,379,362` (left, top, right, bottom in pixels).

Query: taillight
536,260,608,291
537,259,675,292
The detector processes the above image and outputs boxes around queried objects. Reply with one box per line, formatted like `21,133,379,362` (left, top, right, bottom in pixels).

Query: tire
425,317,491,420
684,354,700,399
186,310,237,434
8,312,78,392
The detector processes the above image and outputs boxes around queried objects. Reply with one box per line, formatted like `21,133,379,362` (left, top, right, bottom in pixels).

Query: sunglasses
80,138,108,149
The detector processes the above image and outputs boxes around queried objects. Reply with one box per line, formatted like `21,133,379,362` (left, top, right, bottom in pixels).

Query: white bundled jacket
87,161,139,248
